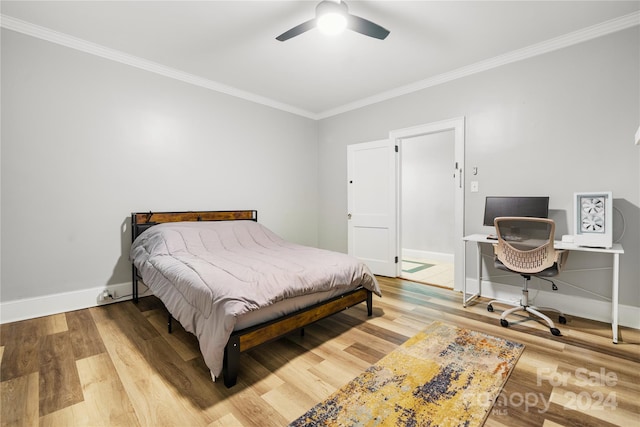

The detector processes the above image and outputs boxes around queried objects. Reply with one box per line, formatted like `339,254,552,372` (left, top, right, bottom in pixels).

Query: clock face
580,196,606,233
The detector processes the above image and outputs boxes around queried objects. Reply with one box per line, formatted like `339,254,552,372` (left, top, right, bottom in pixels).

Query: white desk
462,234,624,343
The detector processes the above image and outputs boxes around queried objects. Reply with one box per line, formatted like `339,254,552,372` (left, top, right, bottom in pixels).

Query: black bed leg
132,267,139,304
366,290,373,317
167,313,173,334
223,335,240,388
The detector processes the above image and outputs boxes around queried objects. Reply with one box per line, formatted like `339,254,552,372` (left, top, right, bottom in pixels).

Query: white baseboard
3,277,636,333
402,249,454,263
464,278,640,330
0,282,143,324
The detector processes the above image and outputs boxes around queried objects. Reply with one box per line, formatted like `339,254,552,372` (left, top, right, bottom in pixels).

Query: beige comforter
130,220,380,379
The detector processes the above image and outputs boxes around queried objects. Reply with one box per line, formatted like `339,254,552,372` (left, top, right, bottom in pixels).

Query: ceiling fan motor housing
316,0,348,19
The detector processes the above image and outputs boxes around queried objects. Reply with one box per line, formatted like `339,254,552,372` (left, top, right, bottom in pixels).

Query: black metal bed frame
129,210,373,387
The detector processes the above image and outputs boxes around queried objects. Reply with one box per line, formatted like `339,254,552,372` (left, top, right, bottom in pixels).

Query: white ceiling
2,1,639,119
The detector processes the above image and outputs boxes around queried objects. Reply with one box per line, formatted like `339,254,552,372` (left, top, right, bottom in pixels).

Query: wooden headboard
131,210,258,242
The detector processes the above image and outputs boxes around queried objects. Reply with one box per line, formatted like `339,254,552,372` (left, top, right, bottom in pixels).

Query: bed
130,210,381,387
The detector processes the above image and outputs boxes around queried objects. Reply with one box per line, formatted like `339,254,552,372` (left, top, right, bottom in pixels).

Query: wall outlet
98,289,114,302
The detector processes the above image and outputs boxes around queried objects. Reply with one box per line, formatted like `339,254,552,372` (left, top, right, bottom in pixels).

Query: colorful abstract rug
289,321,524,427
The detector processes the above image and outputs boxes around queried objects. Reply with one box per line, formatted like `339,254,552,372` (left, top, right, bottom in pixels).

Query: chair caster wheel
551,328,561,336
487,304,494,312
500,319,509,328
559,316,567,324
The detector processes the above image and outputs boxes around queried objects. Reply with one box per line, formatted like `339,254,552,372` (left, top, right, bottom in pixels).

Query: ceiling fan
276,0,390,42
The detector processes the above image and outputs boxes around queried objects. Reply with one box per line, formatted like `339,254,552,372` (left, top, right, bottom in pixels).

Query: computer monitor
483,196,549,226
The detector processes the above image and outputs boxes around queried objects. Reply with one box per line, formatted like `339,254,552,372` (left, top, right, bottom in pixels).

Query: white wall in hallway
401,131,455,258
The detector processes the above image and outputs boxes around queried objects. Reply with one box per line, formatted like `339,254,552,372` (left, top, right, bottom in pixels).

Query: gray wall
317,27,640,308
1,25,638,316
1,29,318,301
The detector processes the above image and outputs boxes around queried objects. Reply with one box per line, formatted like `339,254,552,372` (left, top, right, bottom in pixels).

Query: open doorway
389,117,464,291
399,131,455,288
348,118,464,290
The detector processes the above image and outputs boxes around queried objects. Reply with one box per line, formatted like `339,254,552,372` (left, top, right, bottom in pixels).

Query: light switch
471,181,479,192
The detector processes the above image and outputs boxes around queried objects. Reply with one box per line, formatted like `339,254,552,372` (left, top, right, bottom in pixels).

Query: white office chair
487,217,569,336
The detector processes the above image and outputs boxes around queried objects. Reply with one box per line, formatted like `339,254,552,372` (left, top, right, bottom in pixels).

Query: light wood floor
1,277,638,426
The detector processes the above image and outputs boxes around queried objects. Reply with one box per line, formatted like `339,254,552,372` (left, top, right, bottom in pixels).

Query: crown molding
0,14,319,120
2,11,638,121
317,10,640,119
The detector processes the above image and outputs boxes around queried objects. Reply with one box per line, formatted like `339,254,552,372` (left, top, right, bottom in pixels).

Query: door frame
389,117,465,291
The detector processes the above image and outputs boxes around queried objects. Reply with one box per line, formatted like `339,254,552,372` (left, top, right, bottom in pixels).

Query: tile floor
400,258,454,288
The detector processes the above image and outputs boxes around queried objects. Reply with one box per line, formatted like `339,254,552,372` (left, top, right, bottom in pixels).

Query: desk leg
612,253,620,344
476,241,482,299
463,240,468,307
463,240,482,307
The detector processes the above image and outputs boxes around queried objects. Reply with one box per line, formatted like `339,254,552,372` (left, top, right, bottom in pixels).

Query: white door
347,139,398,277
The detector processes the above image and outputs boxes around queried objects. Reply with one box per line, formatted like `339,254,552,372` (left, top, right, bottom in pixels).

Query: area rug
289,321,524,427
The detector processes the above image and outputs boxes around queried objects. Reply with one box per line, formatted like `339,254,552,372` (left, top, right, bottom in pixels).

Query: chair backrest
493,216,556,274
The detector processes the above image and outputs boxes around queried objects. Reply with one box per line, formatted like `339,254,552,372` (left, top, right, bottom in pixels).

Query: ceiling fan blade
347,14,390,40
276,19,316,41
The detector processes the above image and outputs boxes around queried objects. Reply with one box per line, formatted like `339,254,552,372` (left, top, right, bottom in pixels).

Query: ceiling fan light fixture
276,0,389,42
317,13,347,35
316,0,348,36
